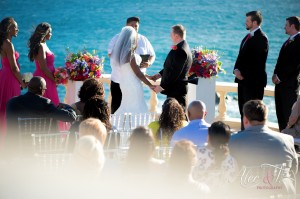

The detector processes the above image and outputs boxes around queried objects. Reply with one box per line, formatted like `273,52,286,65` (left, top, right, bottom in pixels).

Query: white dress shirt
108,33,155,83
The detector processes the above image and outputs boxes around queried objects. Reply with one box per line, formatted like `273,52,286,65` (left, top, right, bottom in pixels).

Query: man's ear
243,115,249,128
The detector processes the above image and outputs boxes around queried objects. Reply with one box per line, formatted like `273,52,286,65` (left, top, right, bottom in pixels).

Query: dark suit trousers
275,84,298,132
110,81,122,114
238,83,264,130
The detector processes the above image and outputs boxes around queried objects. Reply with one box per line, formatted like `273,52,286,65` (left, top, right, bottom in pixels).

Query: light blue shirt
171,119,210,147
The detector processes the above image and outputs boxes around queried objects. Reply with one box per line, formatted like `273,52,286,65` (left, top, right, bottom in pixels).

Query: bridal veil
110,26,137,68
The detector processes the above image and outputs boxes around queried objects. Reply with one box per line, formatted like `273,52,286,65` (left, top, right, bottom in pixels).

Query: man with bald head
171,100,210,147
6,76,77,134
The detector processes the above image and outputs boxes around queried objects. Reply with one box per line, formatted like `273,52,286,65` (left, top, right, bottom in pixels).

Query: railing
97,74,279,132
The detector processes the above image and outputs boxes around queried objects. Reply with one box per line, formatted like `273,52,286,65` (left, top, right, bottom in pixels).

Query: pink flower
171,45,177,50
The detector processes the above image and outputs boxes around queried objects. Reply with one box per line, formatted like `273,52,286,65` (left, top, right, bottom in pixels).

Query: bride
110,26,154,114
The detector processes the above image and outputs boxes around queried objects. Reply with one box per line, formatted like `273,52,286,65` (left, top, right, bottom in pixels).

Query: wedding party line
0,11,300,198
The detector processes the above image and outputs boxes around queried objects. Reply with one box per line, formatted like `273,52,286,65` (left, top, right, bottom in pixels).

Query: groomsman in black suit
233,11,269,130
272,16,300,132
149,24,192,111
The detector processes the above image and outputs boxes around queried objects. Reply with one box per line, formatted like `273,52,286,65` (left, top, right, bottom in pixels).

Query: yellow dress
148,120,188,146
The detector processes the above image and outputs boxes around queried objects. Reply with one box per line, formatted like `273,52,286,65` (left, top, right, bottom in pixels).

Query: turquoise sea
1,0,299,123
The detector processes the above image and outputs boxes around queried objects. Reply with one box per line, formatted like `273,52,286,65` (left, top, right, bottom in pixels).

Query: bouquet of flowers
65,49,104,81
54,67,69,84
22,72,33,83
188,47,225,79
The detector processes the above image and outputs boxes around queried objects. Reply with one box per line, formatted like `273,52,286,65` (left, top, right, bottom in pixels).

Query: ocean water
1,0,299,123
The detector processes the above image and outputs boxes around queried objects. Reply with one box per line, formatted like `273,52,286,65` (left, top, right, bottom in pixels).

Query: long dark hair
78,78,104,103
82,96,112,131
158,98,186,140
0,17,15,53
28,22,51,61
208,121,231,169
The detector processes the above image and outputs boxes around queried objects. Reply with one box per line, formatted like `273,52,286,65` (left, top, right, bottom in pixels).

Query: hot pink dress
33,51,59,106
0,51,21,139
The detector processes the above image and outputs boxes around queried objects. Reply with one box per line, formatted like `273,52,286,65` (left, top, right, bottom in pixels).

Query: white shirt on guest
108,33,155,83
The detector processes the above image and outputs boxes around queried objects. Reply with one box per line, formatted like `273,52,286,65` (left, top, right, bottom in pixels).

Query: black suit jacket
234,28,269,87
159,40,192,96
273,34,300,88
6,92,77,134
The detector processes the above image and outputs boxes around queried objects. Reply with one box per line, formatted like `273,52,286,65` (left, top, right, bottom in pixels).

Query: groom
149,24,192,111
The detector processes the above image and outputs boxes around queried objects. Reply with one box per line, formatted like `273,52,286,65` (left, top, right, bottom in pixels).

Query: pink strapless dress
0,51,21,139
33,51,59,106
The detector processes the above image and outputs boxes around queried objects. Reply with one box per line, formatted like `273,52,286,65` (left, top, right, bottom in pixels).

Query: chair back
17,117,54,155
31,131,70,154
111,112,156,131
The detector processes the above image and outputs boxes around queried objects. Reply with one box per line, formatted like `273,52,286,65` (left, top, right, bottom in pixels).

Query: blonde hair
73,135,105,172
79,118,107,145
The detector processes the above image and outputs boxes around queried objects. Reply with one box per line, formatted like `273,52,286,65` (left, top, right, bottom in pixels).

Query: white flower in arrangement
22,72,33,83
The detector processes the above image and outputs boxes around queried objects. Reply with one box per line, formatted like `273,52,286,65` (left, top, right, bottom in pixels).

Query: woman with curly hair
71,78,104,115
28,22,59,106
82,95,112,131
0,17,27,136
148,98,188,146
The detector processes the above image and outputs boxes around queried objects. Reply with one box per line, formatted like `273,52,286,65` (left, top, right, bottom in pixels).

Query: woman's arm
130,56,154,89
36,44,56,82
5,41,27,88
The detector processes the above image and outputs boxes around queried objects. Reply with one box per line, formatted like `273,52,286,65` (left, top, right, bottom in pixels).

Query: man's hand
146,73,161,82
234,69,244,80
272,74,280,84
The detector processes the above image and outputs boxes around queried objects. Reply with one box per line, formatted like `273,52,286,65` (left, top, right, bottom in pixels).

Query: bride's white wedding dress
114,54,148,114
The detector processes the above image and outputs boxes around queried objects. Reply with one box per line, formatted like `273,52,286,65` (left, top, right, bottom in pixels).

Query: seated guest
124,126,165,175
148,98,188,146
192,121,238,188
82,96,112,131
5,76,76,158
79,118,107,145
70,96,112,133
70,135,105,180
282,97,300,139
171,100,210,147
71,78,104,115
167,140,210,197
229,100,298,195
6,76,77,134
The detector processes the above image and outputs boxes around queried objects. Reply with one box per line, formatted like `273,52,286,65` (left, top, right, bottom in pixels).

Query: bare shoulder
2,39,14,50
1,40,14,56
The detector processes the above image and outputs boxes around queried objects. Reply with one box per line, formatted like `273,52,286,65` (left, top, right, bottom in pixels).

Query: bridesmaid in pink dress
28,22,59,106
0,17,27,141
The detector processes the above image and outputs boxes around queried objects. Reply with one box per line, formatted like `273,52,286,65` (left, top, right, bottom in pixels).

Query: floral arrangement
65,49,104,81
188,47,225,79
54,67,69,84
22,72,33,83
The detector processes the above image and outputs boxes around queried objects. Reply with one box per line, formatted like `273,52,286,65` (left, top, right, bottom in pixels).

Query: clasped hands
146,73,164,93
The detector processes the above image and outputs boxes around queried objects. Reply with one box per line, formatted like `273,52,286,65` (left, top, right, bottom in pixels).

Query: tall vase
64,80,83,105
187,77,216,123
